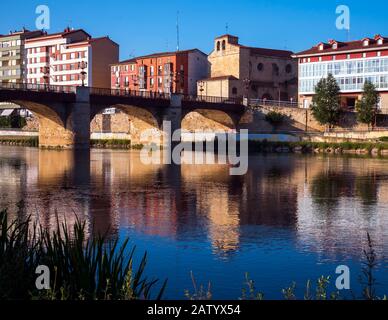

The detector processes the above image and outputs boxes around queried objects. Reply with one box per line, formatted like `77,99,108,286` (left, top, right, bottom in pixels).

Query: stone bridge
0,84,246,148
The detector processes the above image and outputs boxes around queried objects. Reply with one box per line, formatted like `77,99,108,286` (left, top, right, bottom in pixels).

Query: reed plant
0,210,166,300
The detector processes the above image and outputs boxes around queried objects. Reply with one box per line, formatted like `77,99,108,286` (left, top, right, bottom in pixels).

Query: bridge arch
91,104,163,145
0,99,86,148
182,109,237,134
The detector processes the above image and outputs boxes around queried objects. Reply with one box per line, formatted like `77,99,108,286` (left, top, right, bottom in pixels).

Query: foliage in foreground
0,210,166,300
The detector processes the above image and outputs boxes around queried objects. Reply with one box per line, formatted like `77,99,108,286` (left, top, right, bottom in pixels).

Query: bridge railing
0,82,77,94
249,98,303,108
182,94,243,105
90,87,171,100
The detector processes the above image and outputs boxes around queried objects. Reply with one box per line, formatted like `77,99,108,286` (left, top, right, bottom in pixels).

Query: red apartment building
25,28,119,88
111,49,209,95
294,34,388,110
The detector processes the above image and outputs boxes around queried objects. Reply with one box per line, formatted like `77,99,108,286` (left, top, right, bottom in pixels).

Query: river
0,145,387,299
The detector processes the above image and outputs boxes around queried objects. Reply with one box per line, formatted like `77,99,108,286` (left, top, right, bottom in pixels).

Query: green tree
356,81,379,129
311,74,341,129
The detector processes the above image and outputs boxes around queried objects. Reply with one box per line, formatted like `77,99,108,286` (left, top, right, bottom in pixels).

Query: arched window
216,41,221,51
285,64,292,74
232,87,238,95
222,40,226,50
257,63,264,71
262,93,273,101
272,63,279,76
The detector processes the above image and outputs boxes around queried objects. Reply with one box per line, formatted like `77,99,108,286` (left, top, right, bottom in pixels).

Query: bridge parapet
249,98,303,109
90,87,171,100
0,82,77,94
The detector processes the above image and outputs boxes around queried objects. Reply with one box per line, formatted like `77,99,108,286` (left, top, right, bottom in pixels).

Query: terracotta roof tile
294,35,388,56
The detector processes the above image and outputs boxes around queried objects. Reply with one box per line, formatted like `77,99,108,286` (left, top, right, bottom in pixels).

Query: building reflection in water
1,147,388,261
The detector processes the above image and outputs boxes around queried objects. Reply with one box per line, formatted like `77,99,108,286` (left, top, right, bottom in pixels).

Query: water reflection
1,147,388,297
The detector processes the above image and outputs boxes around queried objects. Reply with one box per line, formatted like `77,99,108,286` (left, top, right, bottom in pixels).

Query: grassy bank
2,136,388,156
91,139,144,150
0,136,38,147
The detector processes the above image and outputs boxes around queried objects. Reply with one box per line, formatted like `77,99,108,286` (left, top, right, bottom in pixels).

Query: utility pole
176,11,180,52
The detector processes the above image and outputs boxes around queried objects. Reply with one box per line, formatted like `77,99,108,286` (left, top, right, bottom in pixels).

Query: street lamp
78,61,88,87
243,78,251,106
198,80,205,99
41,66,50,90
131,74,138,91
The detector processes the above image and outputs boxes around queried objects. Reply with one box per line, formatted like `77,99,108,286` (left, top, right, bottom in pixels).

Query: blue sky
1,0,388,60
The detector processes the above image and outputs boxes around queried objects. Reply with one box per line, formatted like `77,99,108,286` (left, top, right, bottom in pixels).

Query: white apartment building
25,28,119,88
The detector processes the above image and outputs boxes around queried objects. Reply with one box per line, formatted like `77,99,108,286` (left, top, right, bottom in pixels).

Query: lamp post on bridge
198,80,205,100
78,61,88,87
131,74,138,94
41,66,50,90
243,78,251,106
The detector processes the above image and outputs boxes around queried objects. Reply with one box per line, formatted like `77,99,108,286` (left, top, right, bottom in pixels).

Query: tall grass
0,210,166,300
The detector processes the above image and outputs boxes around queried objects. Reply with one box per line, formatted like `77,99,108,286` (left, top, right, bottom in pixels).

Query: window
222,40,226,50
257,63,264,71
272,63,279,76
377,39,383,45
285,64,292,74
232,87,238,95
216,41,220,51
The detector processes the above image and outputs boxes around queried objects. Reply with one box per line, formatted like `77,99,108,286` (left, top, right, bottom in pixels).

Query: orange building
111,49,209,95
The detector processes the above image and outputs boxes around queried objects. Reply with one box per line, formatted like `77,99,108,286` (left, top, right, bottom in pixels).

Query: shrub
265,111,286,126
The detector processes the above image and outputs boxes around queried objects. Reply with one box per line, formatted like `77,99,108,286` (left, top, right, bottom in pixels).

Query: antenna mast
176,11,180,51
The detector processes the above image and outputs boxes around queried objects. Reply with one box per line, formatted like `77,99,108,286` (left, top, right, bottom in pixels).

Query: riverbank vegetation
0,115,27,129
0,210,166,300
248,139,388,156
0,136,38,147
90,139,144,150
